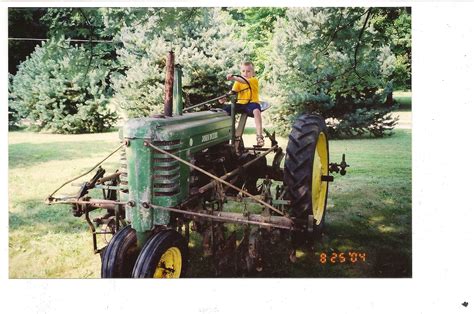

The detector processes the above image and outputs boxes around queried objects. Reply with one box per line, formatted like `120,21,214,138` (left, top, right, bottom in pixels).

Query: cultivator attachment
46,164,127,254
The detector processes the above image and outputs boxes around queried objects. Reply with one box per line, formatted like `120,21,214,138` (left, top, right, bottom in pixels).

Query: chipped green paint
123,110,232,232
125,138,153,232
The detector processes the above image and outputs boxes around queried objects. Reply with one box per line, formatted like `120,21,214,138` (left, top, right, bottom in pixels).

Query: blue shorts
223,102,261,117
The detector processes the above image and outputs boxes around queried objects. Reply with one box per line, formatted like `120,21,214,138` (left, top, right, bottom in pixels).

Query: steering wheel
183,74,253,112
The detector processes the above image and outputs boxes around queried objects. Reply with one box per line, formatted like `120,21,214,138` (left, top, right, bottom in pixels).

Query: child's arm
218,90,236,104
226,73,248,84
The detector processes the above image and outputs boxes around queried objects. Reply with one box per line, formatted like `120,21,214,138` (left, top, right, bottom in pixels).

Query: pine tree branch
315,8,371,59
78,8,95,81
353,8,372,81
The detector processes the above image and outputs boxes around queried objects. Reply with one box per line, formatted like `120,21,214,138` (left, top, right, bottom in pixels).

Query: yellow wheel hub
311,132,328,225
153,247,182,278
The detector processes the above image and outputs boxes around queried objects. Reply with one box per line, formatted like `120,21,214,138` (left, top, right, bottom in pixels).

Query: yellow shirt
232,77,259,104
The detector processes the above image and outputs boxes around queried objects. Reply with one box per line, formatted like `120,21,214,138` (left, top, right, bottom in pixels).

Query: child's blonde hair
241,61,255,68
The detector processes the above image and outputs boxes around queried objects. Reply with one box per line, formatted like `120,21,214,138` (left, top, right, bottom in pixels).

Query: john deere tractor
46,52,348,278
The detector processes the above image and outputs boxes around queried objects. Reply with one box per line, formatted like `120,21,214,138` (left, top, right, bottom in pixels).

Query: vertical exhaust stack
163,51,175,117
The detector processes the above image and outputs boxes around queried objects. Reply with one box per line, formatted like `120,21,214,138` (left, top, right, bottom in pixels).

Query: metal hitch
329,153,349,175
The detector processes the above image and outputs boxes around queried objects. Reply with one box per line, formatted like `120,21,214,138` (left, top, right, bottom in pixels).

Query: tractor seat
259,101,270,112
221,101,270,118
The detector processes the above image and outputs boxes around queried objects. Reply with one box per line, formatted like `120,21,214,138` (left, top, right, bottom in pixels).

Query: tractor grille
119,147,129,198
152,140,182,198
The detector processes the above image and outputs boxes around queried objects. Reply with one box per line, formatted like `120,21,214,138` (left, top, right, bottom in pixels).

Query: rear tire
101,225,139,278
284,114,329,237
132,230,188,278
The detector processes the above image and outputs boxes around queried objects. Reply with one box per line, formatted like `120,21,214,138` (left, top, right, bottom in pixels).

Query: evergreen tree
110,8,250,118
265,8,404,137
9,37,117,134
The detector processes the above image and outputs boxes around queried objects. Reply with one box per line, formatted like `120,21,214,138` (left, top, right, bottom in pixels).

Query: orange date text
318,252,366,264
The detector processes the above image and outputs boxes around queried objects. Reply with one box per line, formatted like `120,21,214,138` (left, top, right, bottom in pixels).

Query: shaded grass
394,90,412,110
9,128,411,278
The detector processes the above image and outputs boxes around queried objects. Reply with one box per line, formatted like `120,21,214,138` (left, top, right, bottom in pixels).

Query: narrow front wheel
101,225,139,278
132,230,188,278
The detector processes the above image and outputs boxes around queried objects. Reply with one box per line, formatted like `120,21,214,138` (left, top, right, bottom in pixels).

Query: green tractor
46,52,348,278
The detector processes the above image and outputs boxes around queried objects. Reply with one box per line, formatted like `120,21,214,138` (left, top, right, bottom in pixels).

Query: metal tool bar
70,183,125,191
145,141,285,216
93,231,114,235
245,146,273,151
97,172,122,184
48,198,127,207
150,204,296,230
93,184,125,191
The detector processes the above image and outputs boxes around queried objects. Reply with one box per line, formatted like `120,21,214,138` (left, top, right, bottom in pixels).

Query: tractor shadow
186,191,411,278
292,218,412,278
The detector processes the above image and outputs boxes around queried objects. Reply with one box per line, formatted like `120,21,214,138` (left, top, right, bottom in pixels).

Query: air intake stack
163,51,175,117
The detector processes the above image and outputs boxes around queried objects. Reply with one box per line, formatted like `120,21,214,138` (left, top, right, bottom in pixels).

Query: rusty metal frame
47,198,126,208
150,204,297,231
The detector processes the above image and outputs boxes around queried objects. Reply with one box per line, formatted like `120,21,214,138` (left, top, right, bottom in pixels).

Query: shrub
9,37,117,133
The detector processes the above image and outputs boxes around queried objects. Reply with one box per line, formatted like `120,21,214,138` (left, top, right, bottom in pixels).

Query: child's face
240,65,254,78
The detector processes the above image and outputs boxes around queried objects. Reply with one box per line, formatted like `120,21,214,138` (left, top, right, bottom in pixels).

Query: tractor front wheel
101,225,139,278
132,230,188,278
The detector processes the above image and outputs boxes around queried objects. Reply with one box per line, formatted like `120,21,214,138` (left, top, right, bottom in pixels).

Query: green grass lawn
9,128,411,278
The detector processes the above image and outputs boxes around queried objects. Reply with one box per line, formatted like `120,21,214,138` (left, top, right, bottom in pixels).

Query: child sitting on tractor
220,61,264,147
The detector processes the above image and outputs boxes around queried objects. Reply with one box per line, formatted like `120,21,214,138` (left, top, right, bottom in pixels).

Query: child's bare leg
253,108,264,146
253,109,263,136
